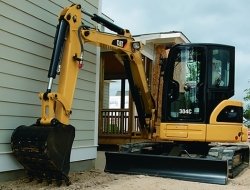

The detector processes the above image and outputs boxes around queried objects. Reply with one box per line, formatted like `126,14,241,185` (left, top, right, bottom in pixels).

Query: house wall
0,0,100,173
103,81,110,109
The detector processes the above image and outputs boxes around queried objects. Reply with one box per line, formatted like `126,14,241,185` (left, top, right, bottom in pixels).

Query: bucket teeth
11,123,75,186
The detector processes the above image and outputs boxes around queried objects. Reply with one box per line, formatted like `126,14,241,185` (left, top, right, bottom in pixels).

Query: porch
97,32,190,147
99,109,143,145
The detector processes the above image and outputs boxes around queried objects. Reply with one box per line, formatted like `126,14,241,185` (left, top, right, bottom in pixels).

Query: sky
101,0,250,102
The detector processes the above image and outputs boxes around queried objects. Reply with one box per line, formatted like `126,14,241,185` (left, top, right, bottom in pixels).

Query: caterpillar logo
112,39,127,48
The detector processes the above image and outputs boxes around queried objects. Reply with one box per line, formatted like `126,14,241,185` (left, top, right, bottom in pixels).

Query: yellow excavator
11,4,249,186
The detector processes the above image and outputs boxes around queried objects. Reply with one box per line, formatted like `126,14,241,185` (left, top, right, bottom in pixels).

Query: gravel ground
0,168,250,190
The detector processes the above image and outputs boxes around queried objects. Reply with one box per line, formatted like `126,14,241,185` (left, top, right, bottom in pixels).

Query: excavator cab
160,44,247,143
162,43,235,124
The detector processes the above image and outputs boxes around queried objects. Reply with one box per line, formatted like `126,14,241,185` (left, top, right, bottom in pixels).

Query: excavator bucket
11,123,75,185
105,152,228,185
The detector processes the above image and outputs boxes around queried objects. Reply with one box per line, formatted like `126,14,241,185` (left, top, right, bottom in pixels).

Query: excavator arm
41,5,155,135
39,4,82,125
10,4,155,185
11,4,83,185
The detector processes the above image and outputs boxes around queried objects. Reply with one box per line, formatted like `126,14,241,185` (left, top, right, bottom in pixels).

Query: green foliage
107,124,119,133
244,88,250,119
244,88,250,101
244,104,250,119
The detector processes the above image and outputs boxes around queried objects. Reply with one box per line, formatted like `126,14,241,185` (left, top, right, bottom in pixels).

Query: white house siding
0,0,100,172
103,81,110,109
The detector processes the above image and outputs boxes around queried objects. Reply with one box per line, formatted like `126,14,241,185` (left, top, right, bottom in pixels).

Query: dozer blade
105,152,228,185
11,123,75,185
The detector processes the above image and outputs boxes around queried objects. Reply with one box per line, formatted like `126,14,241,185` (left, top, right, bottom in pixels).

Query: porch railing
100,109,140,136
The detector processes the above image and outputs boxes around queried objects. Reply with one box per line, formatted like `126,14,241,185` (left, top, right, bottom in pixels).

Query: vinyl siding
0,0,100,171
103,81,110,108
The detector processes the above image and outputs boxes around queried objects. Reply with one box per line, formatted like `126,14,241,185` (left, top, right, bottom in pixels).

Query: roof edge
133,31,190,43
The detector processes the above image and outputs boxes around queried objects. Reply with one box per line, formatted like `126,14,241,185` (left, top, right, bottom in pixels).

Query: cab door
161,45,207,141
163,45,206,122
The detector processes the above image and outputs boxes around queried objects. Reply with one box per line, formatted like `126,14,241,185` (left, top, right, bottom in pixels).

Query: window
169,47,205,121
217,106,243,123
103,79,129,109
211,49,230,87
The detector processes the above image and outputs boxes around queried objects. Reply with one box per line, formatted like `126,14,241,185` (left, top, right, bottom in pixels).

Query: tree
244,88,250,101
243,88,250,119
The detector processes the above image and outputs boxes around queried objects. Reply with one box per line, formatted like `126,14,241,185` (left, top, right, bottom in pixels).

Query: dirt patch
1,142,249,190
0,168,249,190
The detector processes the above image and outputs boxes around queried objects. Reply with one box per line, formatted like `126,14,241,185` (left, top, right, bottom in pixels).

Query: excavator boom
11,4,83,185
10,3,155,185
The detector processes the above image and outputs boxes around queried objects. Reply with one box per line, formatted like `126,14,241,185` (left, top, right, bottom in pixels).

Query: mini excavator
11,4,249,185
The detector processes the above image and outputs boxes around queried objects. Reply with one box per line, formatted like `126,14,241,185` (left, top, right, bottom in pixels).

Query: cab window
211,49,230,87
